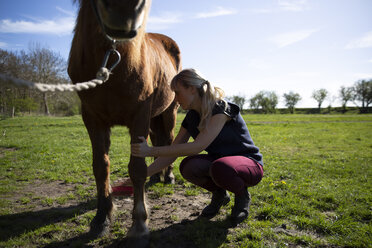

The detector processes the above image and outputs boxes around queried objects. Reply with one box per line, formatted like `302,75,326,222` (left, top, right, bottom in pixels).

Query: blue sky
1,0,371,108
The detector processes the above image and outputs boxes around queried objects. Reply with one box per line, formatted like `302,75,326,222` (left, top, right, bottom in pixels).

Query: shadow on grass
42,216,232,248
148,217,232,248
113,216,231,248
42,232,98,248
0,199,96,243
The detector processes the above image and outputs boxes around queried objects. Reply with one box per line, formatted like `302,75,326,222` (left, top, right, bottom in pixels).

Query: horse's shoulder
146,33,181,70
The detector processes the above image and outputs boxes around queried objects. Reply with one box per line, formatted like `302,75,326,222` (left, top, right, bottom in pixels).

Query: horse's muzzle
94,0,147,40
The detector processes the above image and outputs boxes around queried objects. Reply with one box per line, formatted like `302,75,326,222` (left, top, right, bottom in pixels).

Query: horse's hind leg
149,101,178,185
82,112,113,237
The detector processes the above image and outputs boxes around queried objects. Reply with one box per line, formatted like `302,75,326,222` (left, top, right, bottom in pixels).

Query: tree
227,95,246,111
353,79,372,113
339,86,353,113
312,89,328,113
0,49,33,117
265,91,279,113
27,43,67,115
249,92,263,112
0,46,79,117
283,91,301,114
249,91,278,113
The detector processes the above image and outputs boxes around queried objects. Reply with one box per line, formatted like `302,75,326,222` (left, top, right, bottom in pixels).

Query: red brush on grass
111,136,147,197
111,179,134,196
112,185,134,196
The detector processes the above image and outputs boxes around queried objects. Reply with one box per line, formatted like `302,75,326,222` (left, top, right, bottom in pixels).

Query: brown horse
68,0,181,244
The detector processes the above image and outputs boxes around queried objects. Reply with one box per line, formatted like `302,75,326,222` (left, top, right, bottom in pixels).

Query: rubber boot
231,188,251,225
201,189,230,218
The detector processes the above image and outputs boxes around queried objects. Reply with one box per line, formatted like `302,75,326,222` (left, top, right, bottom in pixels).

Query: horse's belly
79,87,174,127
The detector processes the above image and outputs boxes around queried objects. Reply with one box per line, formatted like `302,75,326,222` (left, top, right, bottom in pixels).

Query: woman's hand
131,136,152,157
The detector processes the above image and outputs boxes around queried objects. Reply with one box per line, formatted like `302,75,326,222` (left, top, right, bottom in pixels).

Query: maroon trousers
180,154,263,195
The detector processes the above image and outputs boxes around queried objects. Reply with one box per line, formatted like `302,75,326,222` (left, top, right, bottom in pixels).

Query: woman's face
173,82,196,110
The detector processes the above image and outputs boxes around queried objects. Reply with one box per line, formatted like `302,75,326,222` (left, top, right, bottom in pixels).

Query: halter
90,0,115,43
90,0,121,72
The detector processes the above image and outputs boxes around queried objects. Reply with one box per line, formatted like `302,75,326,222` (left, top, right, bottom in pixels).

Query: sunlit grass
0,114,371,247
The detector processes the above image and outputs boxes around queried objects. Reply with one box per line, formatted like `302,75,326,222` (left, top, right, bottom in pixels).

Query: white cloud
0,17,74,36
148,12,182,30
148,7,237,30
353,73,372,80
252,0,308,14
269,29,318,48
195,7,237,19
56,6,75,16
345,31,372,49
278,0,308,12
0,41,7,48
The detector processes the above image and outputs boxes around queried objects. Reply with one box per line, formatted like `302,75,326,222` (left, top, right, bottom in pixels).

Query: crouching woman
131,68,264,224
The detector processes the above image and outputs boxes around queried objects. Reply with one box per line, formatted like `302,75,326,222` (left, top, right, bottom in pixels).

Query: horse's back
146,33,181,72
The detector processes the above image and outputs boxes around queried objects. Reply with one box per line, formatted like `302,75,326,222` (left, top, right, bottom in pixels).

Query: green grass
0,114,371,247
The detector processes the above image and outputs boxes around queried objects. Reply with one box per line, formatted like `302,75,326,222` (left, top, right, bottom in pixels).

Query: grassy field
0,114,371,247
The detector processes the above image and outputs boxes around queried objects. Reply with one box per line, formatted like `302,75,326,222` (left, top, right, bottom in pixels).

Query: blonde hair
171,68,226,130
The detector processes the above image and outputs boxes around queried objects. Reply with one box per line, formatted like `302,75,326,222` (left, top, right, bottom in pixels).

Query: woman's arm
132,113,229,158
145,127,190,177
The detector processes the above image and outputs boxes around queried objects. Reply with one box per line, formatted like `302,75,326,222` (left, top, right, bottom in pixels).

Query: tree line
0,45,80,118
1,45,371,117
227,80,372,114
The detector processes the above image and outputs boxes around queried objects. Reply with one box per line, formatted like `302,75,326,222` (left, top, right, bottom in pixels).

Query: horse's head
91,0,150,41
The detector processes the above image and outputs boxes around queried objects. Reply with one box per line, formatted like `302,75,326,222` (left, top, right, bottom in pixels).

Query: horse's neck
118,35,145,69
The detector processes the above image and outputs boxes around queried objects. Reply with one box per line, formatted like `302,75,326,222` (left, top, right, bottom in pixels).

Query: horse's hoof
88,224,110,238
88,217,111,238
127,221,149,247
127,222,149,237
164,174,175,184
148,174,161,186
125,235,150,248
164,170,175,184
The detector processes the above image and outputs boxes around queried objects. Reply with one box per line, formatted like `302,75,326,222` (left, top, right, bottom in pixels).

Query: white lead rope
0,46,121,92
0,67,110,92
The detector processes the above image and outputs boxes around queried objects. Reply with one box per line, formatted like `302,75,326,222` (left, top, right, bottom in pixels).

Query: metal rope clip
101,44,121,73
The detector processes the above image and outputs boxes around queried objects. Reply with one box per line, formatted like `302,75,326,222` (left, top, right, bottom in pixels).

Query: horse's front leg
83,113,113,237
128,156,148,237
127,106,151,246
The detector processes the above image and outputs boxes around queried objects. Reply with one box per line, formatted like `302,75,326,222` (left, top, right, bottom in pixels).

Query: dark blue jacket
181,101,263,166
